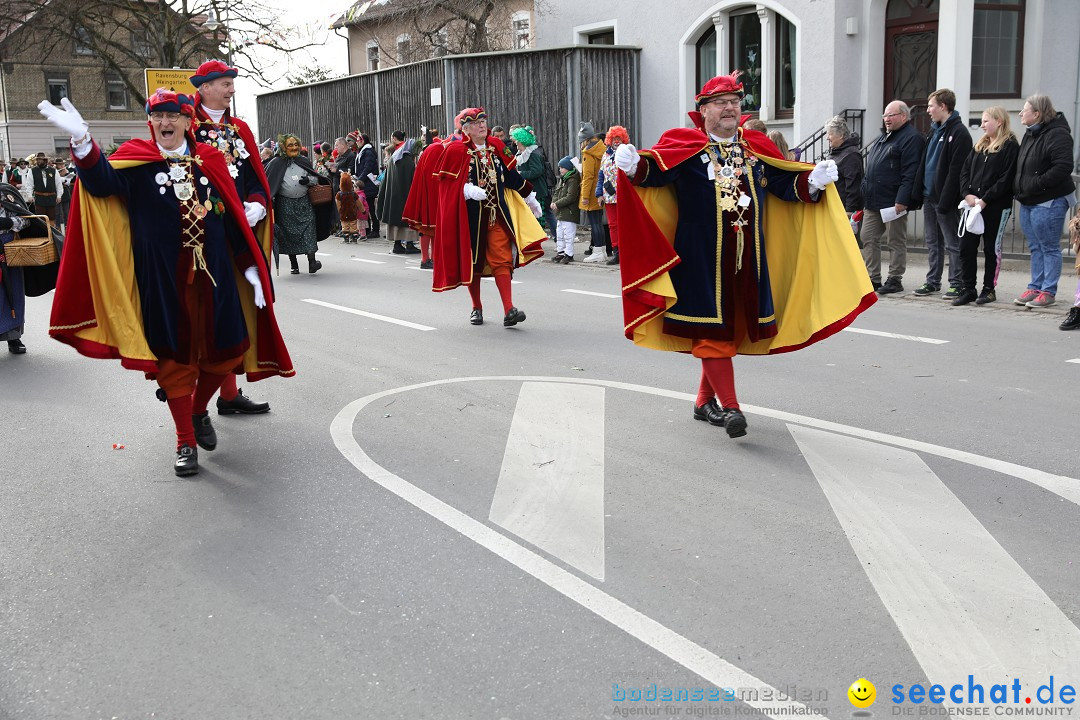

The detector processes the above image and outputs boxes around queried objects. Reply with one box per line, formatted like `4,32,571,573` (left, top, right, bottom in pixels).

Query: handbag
956,202,984,237
5,215,59,267
308,182,332,206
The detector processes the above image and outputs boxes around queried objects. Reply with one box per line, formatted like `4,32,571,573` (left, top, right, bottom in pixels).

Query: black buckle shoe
192,411,217,451
469,308,483,325
175,444,199,476
7,339,26,354
216,388,271,415
719,407,748,438
503,307,526,327
693,398,726,426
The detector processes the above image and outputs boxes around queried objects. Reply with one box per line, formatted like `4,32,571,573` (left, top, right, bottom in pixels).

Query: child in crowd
336,172,368,243
549,156,581,264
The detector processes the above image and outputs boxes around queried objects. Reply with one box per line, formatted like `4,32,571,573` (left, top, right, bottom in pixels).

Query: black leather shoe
404,242,421,254
503,307,526,327
175,444,199,476
1060,306,1080,331
192,411,217,451
693,398,725,426
392,241,407,254
719,407,748,438
290,267,300,275
7,339,26,354
606,249,620,266
469,308,483,325
420,259,433,269
308,260,322,273
216,388,270,415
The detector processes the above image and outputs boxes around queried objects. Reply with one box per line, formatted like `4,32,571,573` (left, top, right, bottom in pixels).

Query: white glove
243,201,267,227
524,191,542,218
614,143,639,175
463,182,488,202
808,159,839,191
37,97,89,141
244,266,266,309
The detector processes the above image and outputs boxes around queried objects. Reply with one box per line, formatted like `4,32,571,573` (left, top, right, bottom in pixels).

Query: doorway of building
884,0,939,134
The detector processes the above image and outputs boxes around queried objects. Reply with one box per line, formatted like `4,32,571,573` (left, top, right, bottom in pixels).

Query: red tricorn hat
190,60,238,87
457,107,487,127
145,87,196,116
696,70,745,106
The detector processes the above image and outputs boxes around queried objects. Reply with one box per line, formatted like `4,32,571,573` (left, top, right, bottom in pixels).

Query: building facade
534,0,1080,163
335,0,536,76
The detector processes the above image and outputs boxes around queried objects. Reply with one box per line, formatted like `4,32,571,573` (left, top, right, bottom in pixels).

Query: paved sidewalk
537,235,1080,321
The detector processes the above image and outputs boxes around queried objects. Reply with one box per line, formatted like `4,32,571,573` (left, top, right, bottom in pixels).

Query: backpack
537,145,557,193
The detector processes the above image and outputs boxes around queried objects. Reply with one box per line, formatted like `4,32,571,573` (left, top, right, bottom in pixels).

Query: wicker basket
5,216,58,267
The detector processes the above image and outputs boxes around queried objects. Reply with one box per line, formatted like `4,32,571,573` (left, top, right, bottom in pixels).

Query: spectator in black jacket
860,100,925,293
1012,94,1075,308
912,88,974,299
956,106,1019,306
826,116,863,215
354,133,381,238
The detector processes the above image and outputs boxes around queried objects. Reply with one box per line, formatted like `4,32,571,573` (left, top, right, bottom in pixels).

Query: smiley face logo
848,678,876,708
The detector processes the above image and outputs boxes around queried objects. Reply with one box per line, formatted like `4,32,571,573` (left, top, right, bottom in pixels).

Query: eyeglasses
705,98,742,108
149,111,182,121
882,112,904,119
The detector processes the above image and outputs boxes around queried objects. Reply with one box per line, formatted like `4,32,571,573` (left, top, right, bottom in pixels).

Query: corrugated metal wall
256,45,639,161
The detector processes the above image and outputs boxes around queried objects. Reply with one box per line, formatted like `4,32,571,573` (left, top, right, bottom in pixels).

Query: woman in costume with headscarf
264,134,333,274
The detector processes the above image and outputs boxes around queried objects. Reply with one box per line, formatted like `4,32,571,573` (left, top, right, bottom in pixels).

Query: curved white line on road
330,376,1080,718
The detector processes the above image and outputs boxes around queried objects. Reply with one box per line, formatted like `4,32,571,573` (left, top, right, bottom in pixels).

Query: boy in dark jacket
549,157,581,263
912,89,974,298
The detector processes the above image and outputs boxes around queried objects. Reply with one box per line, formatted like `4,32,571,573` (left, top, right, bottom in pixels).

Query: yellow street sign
144,68,198,96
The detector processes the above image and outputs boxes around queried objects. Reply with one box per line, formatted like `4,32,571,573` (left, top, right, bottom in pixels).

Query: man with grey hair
860,100,925,293
330,136,354,194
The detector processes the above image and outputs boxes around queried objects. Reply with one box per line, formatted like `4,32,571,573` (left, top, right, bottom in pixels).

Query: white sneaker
582,247,606,263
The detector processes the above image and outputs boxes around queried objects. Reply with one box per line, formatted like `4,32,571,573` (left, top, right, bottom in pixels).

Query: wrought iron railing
793,109,865,164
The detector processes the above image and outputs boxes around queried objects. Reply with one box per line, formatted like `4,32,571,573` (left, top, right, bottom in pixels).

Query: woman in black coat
264,135,334,274
354,134,381,238
825,116,864,215
956,106,1020,305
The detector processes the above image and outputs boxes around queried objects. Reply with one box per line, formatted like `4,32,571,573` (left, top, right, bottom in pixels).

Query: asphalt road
2,237,1078,720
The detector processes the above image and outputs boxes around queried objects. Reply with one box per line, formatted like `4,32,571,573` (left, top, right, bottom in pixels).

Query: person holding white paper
860,101,925,294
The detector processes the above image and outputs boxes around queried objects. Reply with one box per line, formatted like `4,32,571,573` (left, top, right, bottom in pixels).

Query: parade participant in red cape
431,107,546,327
38,90,293,476
402,127,446,270
615,71,875,439
190,59,274,417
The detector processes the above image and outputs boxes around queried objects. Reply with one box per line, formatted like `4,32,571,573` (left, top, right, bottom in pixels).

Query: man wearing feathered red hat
38,89,293,476
614,71,875,440
190,59,275,417
431,107,546,327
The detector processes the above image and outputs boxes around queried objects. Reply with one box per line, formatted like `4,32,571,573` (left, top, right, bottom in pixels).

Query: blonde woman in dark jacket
956,106,1019,305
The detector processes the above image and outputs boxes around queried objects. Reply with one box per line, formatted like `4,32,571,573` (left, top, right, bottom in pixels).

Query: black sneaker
217,388,270,415
975,288,996,305
871,280,882,292
942,286,961,299
719,407,748,438
951,288,977,306
1060,306,1080,331
913,282,939,296
877,277,904,294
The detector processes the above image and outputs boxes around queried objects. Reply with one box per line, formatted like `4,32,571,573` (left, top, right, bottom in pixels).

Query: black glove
0,217,13,231
298,175,311,186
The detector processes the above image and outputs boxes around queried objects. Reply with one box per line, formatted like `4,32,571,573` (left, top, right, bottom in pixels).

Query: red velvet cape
51,138,294,380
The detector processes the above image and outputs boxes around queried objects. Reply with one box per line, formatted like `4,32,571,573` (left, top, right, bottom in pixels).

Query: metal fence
255,45,641,165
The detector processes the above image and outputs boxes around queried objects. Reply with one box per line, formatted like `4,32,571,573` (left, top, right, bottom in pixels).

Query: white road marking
369,252,397,257
301,299,436,331
331,377,1080,717
1067,358,1080,364
407,266,433,272
351,258,386,265
562,289,620,299
842,327,949,344
315,252,332,256
482,277,522,285
489,382,606,580
791,424,1080,696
